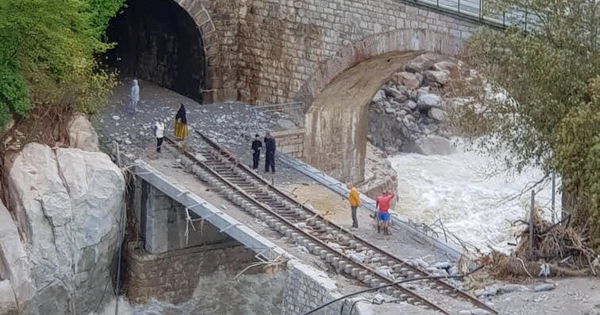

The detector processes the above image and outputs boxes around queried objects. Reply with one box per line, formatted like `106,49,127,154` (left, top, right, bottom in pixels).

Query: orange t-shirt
376,194,395,212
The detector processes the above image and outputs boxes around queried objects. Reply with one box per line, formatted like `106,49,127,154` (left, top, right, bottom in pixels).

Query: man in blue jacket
251,134,262,170
264,131,276,173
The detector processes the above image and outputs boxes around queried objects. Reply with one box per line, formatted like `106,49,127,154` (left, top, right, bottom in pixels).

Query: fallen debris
479,206,599,279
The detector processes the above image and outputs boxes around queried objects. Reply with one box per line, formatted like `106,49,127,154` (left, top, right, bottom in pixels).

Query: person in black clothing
264,131,276,173
251,134,262,170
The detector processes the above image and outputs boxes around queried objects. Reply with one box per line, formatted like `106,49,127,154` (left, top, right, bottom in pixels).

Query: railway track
163,132,497,315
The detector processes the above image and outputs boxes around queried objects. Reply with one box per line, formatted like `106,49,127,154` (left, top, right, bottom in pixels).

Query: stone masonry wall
282,260,361,315
124,242,258,304
274,129,305,158
236,0,481,105
174,0,241,103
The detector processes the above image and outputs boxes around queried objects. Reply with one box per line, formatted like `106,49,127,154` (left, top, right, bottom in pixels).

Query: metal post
529,190,535,259
551,173,556,224
458,0,461,13
503,12,506,27
479,0,484,19
524,7,528,32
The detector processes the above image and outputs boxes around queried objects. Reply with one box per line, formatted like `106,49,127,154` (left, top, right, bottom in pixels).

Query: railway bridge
115,131,495,315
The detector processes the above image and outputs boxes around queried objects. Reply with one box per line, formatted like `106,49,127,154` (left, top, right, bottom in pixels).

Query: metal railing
406,0,541,31
251,101,306,135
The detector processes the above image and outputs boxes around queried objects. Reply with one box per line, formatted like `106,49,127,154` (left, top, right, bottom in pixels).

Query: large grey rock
5,143,124,315
423,70,450,86
417,94,443,110
403,136,455,155
392,71,420,89
0,203,34,312
372,90,386,103
0,280,17,315
68,114,99,152
428,108,448,122
433,61,458,72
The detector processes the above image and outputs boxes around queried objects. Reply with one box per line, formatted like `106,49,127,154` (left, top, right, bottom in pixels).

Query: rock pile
368,53,459,155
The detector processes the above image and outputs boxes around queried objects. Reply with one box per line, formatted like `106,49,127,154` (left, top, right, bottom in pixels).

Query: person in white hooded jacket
129,79,140,115
153,121,165,153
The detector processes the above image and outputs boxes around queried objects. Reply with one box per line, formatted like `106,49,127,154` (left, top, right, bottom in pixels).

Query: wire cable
302,265,483,315
347,298,373,315
339,298,372,315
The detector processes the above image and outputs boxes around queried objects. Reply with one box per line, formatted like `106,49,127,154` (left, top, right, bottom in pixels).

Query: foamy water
389,138,561,255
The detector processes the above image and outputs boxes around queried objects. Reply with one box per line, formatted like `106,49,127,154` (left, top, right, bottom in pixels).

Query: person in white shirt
129,79,140,115
153,121,165,153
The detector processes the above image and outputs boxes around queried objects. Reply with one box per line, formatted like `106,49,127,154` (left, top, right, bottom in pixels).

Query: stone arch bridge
106,0,516,184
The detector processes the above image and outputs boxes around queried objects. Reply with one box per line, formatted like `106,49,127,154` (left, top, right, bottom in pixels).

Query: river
388,138,561,254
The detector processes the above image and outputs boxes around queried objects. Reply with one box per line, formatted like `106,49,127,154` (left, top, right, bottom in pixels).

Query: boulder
404,55,434,73
433,61,458,72
428,108,448,122
5,143,125,315
417,94,443,110
68,115,99,152
0,280,17,315
403,135,455,155
404,100,418,111
423,70,450,86
392,72,420,89
0,202,35,312
372,90,386,103
382,86,405,100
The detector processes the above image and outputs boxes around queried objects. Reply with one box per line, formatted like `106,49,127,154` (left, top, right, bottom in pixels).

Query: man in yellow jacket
347,183,360,229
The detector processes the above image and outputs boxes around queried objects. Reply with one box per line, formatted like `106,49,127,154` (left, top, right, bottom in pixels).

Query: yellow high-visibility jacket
349,187,360,207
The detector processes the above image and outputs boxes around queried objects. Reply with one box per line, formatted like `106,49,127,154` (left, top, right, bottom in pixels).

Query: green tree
0,0,124,129
449,0,600,246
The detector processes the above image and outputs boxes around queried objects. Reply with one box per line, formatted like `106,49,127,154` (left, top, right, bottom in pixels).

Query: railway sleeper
186,150,461,314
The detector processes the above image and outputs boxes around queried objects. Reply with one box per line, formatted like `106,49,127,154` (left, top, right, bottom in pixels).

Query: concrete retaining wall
274,129,305,158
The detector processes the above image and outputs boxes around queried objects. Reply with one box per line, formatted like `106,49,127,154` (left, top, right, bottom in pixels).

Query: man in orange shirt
347,183,360,229
375,191,395,235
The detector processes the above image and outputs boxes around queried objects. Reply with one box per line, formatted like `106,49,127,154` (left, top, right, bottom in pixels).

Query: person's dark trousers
265,151,275,173
252,151,260,169
156,137,164,153
351,206,358,228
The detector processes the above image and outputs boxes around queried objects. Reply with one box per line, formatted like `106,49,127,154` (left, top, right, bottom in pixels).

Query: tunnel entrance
105,0,206,103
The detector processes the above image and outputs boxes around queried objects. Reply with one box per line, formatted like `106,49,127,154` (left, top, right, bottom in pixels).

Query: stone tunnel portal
105,0,206,103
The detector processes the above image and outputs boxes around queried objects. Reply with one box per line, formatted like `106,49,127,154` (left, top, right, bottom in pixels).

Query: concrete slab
134,160,292,262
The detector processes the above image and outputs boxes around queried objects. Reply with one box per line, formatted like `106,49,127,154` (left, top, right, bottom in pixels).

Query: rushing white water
389,138,561,255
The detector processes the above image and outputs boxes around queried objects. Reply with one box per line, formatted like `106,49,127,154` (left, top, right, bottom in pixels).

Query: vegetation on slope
449,0,600,248
0,0,125,130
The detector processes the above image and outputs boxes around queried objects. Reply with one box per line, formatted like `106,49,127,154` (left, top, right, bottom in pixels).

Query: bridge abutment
136,180,232,254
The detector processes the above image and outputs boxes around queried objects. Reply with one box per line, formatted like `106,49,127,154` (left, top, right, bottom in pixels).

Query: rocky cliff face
368,53,460,156
0,117,124,315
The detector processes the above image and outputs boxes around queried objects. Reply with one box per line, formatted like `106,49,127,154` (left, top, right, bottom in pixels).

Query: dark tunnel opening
105,0,206,103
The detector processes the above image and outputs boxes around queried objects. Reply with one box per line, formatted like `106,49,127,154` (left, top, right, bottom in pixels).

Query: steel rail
193,130,497,314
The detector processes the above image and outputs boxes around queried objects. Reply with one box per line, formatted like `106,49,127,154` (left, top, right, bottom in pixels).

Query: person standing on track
153,121,165,153
264,131,276,173
174,103,188,142
347,183,360,229
251,134,262,170
375,191,395,235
